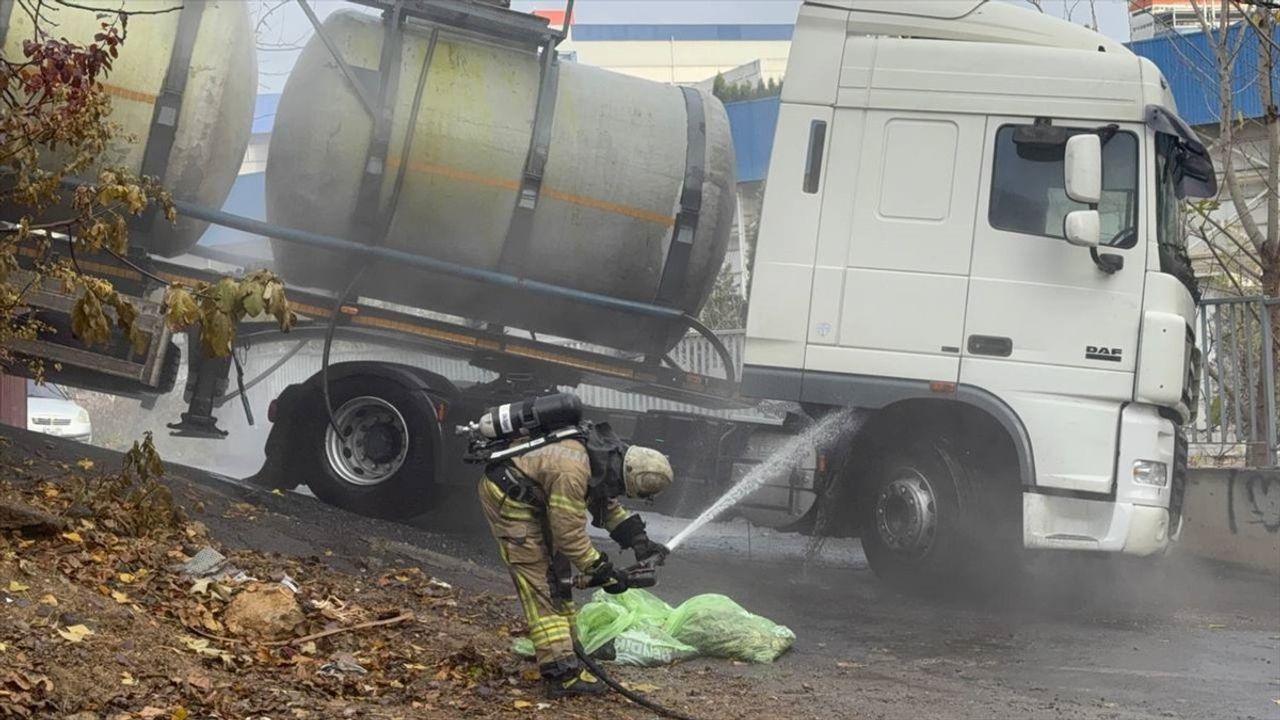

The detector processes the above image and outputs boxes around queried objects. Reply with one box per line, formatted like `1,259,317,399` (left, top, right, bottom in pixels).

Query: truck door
804,109,987,383
963,117,1146,494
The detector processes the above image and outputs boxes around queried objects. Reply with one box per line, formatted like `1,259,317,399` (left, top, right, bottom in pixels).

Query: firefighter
478,436,673,698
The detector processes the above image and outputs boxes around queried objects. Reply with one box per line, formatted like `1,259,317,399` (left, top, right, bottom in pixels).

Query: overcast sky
254,0,1134,94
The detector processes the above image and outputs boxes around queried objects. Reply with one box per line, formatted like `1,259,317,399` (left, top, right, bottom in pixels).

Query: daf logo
1086,345,1123,363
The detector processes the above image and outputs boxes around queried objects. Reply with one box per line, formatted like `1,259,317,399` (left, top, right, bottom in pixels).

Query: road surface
30,433,1280,720
255,479,1280,719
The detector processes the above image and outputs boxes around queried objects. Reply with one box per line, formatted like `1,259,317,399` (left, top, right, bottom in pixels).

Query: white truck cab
742,1,1217,583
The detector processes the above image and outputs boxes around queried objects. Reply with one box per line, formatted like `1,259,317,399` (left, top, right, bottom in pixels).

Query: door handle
968,335,1013,357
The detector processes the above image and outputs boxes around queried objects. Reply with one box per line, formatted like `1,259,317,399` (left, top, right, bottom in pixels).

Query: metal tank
266,10,735,354
0,0,256,257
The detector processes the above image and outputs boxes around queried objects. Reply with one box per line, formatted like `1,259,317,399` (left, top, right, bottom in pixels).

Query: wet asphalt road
651,531,1280,720
322,484,1280,719
30,431,1276,720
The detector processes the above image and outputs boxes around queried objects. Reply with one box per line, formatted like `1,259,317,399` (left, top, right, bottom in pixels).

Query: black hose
517,572,702,720
573,641,700,720
680,313,736,385
217,339,309,406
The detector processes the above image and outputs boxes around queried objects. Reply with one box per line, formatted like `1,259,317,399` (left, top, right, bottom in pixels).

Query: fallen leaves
56,624,94,643
179,636,234,667
0,448,601,720
76,458,95,471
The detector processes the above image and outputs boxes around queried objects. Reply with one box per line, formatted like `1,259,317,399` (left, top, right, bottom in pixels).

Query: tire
859,436,976,592
293,375,438,519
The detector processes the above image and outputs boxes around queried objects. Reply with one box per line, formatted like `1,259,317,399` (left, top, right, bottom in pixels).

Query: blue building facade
1130,25,1279,127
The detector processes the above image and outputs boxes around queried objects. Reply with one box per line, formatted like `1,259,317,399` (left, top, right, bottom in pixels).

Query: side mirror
1064,134,1102,204
1064,209,1100,247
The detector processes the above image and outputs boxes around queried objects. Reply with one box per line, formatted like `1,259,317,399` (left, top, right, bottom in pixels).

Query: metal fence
1191,296,1279,467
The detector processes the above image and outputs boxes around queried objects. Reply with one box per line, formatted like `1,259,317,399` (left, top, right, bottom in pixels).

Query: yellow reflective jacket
511,439,633,572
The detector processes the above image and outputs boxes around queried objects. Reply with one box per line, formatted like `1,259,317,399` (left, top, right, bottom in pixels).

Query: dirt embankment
0,430,803,720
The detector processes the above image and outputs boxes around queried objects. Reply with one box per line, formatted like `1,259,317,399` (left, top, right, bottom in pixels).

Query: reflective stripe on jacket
510,439,634,572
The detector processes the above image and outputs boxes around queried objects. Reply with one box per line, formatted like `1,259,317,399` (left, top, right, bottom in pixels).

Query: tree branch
50,0,184,17
1189,201,1266,267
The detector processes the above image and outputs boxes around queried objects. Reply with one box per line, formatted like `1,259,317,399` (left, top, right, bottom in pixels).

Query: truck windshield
990,125,1139,248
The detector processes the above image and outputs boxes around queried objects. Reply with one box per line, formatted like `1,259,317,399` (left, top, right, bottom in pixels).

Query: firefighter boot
541,658,608,699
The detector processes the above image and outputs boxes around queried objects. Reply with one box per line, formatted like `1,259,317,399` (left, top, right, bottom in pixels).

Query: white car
27,380,92,443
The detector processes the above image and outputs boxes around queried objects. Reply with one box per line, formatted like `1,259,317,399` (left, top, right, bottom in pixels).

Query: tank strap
498,49,561,271
351,9,410,245
0,0,13,48
655,87,707,306
139,1,205,184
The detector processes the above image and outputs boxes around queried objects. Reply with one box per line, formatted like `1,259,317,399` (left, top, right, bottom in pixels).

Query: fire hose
567,555,701,720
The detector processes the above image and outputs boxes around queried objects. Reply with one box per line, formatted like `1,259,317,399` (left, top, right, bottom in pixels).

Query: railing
1192,296,1279,467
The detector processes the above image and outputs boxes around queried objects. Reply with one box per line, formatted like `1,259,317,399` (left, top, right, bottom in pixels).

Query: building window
988,125,1139,247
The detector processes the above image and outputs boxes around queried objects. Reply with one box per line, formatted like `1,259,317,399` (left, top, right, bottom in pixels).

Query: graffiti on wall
1226,470,1280,534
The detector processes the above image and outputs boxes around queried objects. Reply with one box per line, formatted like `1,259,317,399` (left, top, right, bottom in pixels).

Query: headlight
76,409,90,424
1132,460,1168,487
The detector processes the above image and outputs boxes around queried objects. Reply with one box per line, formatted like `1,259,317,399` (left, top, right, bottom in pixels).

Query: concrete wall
1179,468,1280,575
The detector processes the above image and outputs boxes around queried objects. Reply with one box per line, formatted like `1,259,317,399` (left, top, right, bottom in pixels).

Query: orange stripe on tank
101,83,158,104
386,157,520,192
385,156,675,228
541,187,675,227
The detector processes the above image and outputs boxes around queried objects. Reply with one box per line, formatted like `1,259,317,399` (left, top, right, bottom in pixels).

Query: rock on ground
223,583,305,640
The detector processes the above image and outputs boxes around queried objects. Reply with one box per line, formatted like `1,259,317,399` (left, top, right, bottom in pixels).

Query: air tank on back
267,10,736,354
0,0,256,257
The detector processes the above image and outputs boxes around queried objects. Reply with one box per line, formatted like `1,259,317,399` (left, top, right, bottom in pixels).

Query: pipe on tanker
172,198,682,321
168,199,738,384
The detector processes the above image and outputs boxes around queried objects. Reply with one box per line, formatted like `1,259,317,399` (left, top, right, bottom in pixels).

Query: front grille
31,417,72,426
1170,429,1188,534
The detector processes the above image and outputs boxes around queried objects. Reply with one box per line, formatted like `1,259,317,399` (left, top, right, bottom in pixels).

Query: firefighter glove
584,556,630,594
630,535,670,564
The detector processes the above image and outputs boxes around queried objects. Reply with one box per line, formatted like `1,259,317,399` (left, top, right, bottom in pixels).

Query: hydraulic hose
572,641,700,720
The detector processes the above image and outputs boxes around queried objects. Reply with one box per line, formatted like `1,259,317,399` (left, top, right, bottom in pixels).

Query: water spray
666,409,859,553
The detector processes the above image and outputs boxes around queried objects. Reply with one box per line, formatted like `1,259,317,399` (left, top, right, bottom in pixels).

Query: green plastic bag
509,589,792,666
665,594,795,664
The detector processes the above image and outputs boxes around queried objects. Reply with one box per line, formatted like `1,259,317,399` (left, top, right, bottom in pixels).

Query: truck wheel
859,437,972,591
295,375,437,519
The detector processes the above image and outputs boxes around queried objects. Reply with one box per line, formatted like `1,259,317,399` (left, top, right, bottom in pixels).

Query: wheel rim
324,396,409,487
875,468,939,559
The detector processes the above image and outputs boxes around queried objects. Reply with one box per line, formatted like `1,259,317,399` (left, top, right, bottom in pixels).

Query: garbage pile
514,589,795,666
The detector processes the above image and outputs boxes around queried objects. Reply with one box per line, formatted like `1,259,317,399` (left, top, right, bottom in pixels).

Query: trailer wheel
859,436,972,591
294,375,437,519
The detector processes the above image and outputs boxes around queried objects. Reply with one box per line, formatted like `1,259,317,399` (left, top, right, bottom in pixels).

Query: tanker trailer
266,9,735,355
0,0,256,257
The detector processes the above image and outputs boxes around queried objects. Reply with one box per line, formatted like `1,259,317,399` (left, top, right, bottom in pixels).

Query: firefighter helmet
622,446,673,499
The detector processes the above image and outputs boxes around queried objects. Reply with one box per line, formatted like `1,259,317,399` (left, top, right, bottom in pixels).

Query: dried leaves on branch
1,2,294,372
